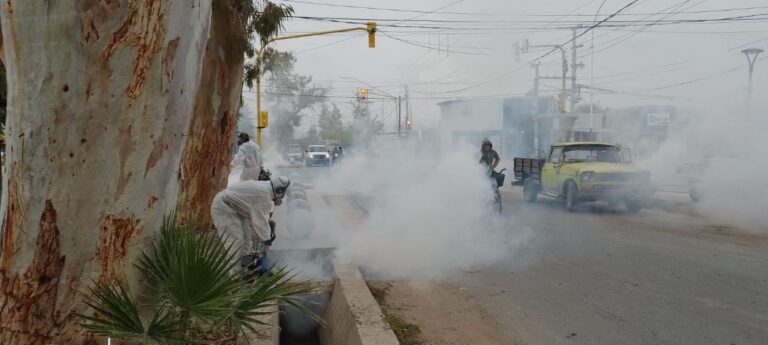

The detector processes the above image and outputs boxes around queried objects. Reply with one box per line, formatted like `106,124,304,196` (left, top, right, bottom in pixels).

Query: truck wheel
625,199,643,213
523,179,538,203
564,181,578,212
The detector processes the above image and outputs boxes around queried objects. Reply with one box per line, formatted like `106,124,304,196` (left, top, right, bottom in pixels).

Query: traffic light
367,22,376,48
360,88,368,100
258,111,268,128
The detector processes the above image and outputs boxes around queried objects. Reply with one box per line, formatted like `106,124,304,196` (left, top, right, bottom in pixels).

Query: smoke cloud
312,144,527,281
638,102,768,232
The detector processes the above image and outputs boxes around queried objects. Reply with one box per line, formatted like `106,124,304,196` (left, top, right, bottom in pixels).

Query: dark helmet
237,132,250,145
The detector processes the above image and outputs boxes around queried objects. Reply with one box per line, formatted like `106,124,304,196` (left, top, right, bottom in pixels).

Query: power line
633,55,767,93
393,0,466,25
291,13,768,25
428,0,645,95
281,0,768,18
291,15,768,33
579,0,707,58
294,33,364,54
379,30,487,55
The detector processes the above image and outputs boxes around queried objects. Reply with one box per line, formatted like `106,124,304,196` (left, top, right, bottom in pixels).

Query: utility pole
405,85,411,132
530,62,541,96
742,48,764,117
570,27,583,114
397,96,402,136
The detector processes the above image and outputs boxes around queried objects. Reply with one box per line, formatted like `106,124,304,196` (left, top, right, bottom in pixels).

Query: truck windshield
563,146,622,163
308,146,326,153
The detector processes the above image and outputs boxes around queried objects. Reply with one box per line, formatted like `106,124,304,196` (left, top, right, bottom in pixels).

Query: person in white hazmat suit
231,132,264,181
211,176,290,272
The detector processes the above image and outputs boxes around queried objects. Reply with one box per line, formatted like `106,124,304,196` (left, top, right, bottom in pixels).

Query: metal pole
254,24,377,146
591,0,608,133
748,63,754,117
532,62,540,96
397,96,402,136
560,47,568,113
570,28,579,114
742,48,764,117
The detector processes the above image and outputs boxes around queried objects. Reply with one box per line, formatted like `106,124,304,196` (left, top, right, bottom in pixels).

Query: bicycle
490,168,506,214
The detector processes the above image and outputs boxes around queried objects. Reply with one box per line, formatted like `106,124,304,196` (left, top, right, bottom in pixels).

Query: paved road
459,190,768,345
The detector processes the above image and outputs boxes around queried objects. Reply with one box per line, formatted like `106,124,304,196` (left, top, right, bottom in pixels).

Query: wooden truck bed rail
514,158,546,183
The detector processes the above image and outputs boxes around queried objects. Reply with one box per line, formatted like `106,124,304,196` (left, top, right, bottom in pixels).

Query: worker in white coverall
231,132,264,181
211,176,290,271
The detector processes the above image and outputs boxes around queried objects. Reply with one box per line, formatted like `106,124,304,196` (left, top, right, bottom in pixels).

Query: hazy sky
247,0,768,131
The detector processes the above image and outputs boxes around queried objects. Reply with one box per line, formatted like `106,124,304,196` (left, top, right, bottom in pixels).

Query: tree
351,99,383,148
0,61,6,126
318,103,344,141
0,2,214,342
0,1,295,343
264,51,328,150
177,0,293,227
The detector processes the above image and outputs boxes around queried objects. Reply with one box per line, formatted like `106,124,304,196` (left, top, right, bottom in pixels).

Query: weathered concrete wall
244,303,280,345
320,260,400,345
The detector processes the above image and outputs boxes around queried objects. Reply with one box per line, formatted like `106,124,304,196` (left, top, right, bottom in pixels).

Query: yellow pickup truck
513,142,653,212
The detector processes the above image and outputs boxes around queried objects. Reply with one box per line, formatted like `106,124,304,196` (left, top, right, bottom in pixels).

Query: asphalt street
459,190,768,345
283,165,767,345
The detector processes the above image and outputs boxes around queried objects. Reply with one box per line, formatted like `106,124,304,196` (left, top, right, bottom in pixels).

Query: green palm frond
78,279,146,340
229,265,322,334
81,213,322,343
137,216,244,324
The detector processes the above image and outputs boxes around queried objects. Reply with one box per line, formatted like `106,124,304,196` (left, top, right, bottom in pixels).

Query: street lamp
742,48,763,116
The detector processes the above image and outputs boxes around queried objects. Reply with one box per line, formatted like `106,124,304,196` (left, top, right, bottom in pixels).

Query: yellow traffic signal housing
367,22,376,48
360,88,368,100
258,111,269,128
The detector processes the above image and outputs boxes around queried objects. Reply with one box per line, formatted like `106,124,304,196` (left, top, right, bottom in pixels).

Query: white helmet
270,175,291,205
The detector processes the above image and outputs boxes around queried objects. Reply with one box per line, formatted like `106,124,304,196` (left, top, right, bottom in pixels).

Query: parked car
305,145,330,167
287,144,304,165
514,142,654,212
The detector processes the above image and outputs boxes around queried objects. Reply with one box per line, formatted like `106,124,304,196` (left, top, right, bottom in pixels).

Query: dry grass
367,282,424,345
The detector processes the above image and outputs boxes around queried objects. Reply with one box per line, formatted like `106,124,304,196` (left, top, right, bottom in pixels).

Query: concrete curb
321,260,400,345
243,303,280,345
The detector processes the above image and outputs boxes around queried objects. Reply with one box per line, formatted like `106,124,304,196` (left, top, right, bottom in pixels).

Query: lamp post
254,23,376,145
742,48,763,117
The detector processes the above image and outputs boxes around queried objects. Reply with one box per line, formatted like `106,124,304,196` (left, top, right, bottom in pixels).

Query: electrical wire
579,0,707,58
424,0,645,95
379,30,487,55
281,0,768,18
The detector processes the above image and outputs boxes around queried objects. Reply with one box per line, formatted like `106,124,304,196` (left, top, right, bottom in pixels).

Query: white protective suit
231,140,264,181
211,180,273,257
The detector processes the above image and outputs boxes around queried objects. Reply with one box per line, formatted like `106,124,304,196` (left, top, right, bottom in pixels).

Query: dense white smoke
315,144,525,281
639,103,768,232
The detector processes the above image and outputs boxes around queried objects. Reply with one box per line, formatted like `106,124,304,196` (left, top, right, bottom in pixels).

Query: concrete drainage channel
266,173,399,345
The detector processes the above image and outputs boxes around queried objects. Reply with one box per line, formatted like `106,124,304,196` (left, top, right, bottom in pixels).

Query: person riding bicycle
479,139,500,175
480,139,504,213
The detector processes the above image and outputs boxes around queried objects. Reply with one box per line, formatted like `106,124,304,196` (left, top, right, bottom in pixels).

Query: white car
305,145,331,167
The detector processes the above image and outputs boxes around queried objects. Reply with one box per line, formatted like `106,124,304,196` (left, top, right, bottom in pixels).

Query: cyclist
479,139,500,175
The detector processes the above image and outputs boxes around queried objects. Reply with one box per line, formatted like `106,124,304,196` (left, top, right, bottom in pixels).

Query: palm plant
80,216,318,344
